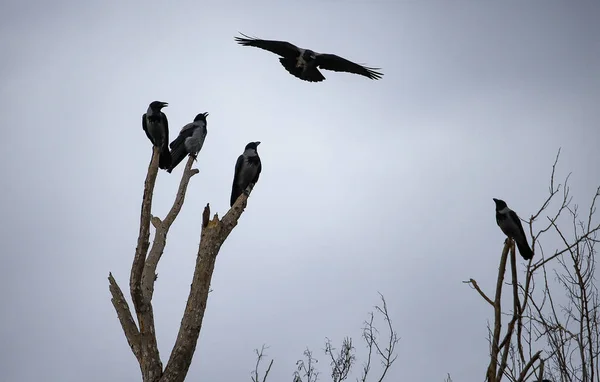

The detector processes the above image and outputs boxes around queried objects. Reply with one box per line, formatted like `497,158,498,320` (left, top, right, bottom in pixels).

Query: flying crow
493,198,533,260
230,141,262,207
142,101,172,170
234,33,383,82
167,112,209,173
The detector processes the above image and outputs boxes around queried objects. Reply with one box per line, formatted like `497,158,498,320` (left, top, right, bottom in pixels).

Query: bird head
149,101,168,111
244,141,261,152
493,198,507,211
194,112,209,122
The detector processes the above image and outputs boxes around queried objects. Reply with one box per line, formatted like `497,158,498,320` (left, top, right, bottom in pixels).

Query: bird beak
205,112,209,117
255,141,261,146
162,102,169,108
492,198,499,203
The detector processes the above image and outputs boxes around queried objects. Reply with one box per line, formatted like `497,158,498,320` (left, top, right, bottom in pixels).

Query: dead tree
465,149,600,382
108,147,253,382
252,294,399,382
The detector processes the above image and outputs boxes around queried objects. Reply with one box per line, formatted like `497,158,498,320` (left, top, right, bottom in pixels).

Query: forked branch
161,194,251,382
109,146,252,382
142,155,199,302
251,345,274,382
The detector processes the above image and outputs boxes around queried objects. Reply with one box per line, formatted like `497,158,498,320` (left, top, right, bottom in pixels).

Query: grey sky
1,1,599,381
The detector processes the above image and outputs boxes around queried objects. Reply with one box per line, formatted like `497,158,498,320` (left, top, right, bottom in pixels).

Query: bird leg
190,153,198,162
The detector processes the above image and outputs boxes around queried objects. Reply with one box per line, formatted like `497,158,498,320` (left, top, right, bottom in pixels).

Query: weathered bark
109,146,252,382
486,239,511,382
129,146,163,380
141,155,199,302
108,272,141,364
160,194,250,382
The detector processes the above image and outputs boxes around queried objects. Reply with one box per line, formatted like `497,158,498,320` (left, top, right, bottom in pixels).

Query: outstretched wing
234,33,300,58
315,53,383,80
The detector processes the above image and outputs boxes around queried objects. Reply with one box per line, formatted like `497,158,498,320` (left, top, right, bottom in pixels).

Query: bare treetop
109,146,254,382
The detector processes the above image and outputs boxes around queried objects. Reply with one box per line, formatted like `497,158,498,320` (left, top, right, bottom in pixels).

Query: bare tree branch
515,350,541,382
294,348,320,382
160,194,251,382
359,313,375,382
496,243,523,381
372,294,399,382
108,272,141,364
464,278,495,307
325,337,355,382
130,147,160,310
251,345,274,382
356,293,399,382
470,149,600,382
128,147,163,381
486,239,512,381
110,142,255,382
142,155,199,302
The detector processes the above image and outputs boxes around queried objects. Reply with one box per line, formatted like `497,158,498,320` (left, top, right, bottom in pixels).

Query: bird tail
302,68,326,82
279,57,300,75
230,185,242,207
158,144,172,170
166,142,187,173
515,239,533,260
278,58,325,82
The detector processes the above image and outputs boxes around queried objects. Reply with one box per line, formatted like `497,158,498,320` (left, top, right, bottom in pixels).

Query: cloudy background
1,1,599,381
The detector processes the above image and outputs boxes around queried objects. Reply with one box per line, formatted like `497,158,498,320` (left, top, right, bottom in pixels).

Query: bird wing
161,113,169,144
158,113,171,169
253,158,262,184
233,155,244,186
230,155,245,207
142,114,154,144
509,209,528,240
235,33,300,58
196,126,208,152
315,53,383,80
169,123,196,149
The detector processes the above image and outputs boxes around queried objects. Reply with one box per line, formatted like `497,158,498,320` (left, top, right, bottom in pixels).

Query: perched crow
230,141,262,207
234,33,383,82
493,198,533,260
142,101,171,170
167,112,209,173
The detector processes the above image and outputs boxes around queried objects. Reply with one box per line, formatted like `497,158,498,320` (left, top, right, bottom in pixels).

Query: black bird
493,198,534,260
234,33,383,82
142,101,172,170
230,141,262,207
167,112,209,173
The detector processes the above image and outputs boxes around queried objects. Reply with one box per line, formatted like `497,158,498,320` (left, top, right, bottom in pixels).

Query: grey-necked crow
493,198,533,260
234,33,383,82
167,112,209,173
230,141,262,207
142,101,171,170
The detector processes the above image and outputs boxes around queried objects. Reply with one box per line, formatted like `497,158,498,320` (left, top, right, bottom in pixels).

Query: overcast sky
1,1,599,381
